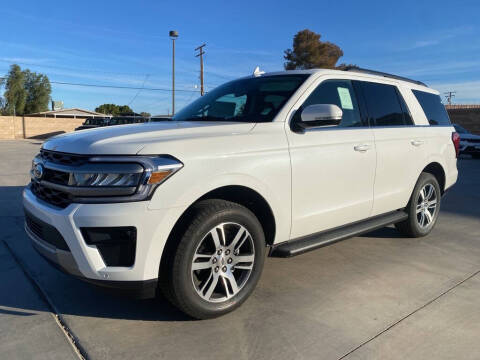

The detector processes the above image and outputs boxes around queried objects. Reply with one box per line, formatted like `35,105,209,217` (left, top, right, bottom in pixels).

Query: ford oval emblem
33,163,44,180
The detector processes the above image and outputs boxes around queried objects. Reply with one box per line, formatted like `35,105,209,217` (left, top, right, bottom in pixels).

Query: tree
284,29,344,70
95,104,134,116
24,70,51,114
335,63,358,70
0,97,5,115
1,64,27,115
0,64,51,115
118,105,134,116
140,112,151,118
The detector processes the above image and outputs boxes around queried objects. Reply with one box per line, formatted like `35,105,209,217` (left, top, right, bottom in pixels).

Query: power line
46,80,200,92
127,74,150,105
0,77,200,92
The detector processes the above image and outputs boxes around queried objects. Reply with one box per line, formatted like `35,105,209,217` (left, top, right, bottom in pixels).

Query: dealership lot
1,139,479,360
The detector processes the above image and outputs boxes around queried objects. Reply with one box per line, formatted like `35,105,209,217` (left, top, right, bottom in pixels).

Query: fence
0,116,85,140
445,104,480,110
447,108,480,135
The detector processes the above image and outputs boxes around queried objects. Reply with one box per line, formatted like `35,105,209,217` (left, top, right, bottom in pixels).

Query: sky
1,0,479,115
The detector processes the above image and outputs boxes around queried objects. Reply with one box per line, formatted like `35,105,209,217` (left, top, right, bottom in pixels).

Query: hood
42,121,256,155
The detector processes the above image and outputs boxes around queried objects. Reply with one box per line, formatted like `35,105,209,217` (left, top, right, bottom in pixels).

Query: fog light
81,227,136,267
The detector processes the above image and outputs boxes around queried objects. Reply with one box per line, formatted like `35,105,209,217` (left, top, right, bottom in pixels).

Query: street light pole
169,30,179,115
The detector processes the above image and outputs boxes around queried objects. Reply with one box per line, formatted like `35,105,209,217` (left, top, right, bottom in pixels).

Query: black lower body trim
270,210,408,258
76,277,158,299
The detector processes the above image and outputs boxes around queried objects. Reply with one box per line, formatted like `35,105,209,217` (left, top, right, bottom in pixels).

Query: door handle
411,139,425,147
354,144,371,152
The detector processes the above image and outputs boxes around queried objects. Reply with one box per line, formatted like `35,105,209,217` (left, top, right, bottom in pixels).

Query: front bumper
23,187,184,296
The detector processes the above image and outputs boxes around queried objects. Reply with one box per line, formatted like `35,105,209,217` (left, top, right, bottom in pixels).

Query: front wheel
162,199,265,319
395,172,441,237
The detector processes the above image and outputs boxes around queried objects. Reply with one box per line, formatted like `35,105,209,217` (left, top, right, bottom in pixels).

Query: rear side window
412,90,451,126
359,82,408,126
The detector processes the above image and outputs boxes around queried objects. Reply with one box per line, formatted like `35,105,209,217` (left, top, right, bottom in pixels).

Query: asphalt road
1,139,479,360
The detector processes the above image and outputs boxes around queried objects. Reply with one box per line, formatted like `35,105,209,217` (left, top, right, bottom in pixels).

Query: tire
161,199,266,319
395,172,441,238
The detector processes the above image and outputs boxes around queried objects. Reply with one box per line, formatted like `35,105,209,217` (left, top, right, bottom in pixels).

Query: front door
287,79,376,239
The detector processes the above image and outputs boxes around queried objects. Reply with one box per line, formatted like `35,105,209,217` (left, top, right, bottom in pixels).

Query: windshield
173,75,309,123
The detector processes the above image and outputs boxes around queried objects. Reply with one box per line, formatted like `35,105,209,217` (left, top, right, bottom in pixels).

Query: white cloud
398,25,475,51
397,60,480,77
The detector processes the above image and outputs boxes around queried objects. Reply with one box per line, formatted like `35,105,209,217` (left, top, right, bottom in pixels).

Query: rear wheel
161,199,265,319
395,173,441,237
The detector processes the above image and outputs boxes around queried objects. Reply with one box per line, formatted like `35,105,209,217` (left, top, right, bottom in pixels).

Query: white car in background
24,67,458,319
454,124,480,158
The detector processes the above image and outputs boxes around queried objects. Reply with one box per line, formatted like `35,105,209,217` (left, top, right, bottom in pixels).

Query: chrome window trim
300,124,454,133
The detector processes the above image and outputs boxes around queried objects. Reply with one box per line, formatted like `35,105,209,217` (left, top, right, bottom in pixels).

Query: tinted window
302,80,363,127
412,90,451,126
174,75,308,123
360,82,405,126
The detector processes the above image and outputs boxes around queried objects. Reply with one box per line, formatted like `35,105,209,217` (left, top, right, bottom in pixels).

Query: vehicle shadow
28,131,65,140
0,185,191,322
361,226,404,239
1,158,478,322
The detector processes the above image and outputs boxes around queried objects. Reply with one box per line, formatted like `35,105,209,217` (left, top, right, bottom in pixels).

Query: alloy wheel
191,222,255,303
416,183,437,228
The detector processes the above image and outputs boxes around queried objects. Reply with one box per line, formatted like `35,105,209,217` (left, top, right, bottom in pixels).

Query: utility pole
169,30,179,115
445,91,456,106
195,44,206,96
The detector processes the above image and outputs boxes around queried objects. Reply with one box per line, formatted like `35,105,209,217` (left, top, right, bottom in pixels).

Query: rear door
355,81,427,215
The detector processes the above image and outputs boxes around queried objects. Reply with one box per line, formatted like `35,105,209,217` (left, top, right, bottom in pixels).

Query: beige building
27,108,110,119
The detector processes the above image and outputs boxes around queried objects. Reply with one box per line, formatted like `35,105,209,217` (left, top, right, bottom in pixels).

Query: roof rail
343,66,427,87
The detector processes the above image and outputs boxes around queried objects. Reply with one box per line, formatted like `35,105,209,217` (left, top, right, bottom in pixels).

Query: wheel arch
159,185,277,282
422,162,446,194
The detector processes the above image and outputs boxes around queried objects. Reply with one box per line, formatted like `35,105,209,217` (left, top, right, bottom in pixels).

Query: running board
269,211,408,258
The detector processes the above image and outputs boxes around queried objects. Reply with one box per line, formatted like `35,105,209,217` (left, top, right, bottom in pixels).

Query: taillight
452,132,460,158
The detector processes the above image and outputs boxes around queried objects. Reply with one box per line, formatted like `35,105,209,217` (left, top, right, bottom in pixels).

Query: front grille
43,168,70,185
31,182,72,209
25,211,70,251
40,149,88,166
32,150,85,207
468,138,480,143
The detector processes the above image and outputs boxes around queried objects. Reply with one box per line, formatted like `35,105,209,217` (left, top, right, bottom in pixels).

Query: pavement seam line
336,268,480,360
2,239,89,360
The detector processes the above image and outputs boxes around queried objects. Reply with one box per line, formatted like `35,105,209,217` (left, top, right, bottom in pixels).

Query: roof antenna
253,66,265,77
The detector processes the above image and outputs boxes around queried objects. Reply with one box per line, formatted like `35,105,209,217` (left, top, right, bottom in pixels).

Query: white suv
23,67,459,319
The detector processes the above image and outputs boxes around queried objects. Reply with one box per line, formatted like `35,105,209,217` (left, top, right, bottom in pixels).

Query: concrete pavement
0,139,479,360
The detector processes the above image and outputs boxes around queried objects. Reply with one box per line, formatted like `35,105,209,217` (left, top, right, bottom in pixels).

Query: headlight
71,173,142,187
142,157,184,185
31,154,183,203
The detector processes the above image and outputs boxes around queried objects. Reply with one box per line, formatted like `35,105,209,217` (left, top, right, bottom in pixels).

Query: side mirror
299,104,343,129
